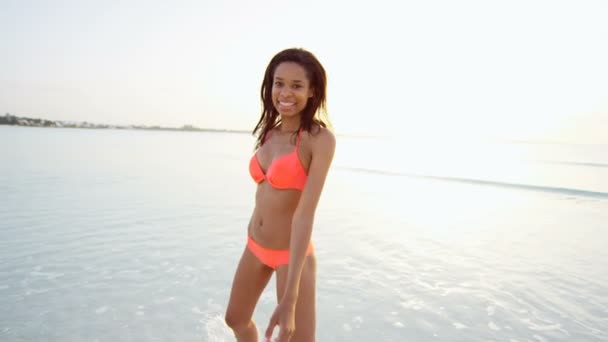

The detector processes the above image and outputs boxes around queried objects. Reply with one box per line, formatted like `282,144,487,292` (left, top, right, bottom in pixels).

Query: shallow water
1,126,607,341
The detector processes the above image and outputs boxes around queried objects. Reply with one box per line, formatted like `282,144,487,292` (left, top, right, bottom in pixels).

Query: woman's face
272,62,313,119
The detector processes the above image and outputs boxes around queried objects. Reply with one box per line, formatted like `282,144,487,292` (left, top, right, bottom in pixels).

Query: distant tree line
1,113,249,133
1,113,57,127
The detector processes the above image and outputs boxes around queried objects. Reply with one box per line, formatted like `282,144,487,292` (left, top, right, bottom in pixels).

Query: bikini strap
295,129,303,149
263,130,272,144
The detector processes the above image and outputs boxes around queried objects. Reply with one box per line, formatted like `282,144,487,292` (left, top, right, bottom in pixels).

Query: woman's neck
278,116,301,133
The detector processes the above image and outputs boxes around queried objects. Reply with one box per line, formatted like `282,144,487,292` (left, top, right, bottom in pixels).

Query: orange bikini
249,130,307,191
247,236,314,269
247,129,313,269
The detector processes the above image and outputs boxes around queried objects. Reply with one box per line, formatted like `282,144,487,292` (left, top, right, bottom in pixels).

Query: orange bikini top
249,130,307,191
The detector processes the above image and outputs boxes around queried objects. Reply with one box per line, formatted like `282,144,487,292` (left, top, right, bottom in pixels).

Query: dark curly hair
253,48,331,149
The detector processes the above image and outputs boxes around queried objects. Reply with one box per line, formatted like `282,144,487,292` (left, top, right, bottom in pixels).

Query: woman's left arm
283,128,336,304
265,128,336,341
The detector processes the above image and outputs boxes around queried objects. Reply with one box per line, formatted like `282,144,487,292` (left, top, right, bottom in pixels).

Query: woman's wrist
281,292,299,306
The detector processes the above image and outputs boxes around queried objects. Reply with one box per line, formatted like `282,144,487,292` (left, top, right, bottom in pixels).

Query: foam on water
202,314,234,342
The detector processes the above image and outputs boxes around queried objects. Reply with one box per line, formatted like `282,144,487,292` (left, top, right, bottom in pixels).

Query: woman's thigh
275,255,317,342
225,246,274,325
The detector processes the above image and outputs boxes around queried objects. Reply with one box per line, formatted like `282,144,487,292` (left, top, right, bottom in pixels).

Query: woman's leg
225,246,274,342
275,254,317,342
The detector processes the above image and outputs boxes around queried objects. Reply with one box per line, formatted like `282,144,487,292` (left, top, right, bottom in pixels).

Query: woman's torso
248,129,312,249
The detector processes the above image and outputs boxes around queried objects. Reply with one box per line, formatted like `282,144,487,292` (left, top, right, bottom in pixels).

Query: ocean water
1,125,607,341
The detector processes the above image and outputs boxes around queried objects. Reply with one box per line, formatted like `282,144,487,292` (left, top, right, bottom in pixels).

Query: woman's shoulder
303,125,335,151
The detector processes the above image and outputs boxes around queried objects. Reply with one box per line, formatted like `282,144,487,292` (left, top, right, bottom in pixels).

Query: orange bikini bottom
247,236,314,269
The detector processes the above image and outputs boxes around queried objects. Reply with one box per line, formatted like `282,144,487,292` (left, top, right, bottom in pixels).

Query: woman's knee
224,310,251,332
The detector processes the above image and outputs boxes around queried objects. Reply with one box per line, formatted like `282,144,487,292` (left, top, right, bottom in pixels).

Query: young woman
225,48,335,342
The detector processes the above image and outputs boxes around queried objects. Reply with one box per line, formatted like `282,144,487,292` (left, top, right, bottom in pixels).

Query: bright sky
1,0,607,143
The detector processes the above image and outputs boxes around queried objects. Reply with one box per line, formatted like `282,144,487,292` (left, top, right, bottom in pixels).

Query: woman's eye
274,81,282,87
292,85,302,89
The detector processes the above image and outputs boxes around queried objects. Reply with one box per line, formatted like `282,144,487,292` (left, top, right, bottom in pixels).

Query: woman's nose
280,88,292,97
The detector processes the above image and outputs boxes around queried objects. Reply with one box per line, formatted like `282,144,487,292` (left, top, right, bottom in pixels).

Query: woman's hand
264,300,296,342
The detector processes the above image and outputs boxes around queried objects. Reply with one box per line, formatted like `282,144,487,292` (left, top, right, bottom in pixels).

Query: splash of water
202,314,235,342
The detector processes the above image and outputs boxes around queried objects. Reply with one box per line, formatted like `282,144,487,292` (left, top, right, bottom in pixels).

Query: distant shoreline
0,113,250,134
4,113,601,145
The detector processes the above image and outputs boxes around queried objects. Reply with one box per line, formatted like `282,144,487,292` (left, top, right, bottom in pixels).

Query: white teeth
279,101,295,106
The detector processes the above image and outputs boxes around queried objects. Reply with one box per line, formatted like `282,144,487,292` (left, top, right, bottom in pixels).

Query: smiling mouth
277,101,296,111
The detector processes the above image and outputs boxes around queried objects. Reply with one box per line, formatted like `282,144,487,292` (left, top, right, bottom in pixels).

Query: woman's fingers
265,304,296,342
277,325,294,342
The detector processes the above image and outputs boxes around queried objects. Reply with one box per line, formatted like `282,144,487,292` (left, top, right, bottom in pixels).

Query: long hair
253,48,331,149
